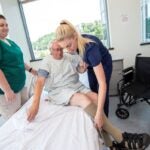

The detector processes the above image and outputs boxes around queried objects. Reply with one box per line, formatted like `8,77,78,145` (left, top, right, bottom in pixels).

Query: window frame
99,0,110,48
17,0,36,60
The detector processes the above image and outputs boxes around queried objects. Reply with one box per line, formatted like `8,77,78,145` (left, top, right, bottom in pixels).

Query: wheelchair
116,54,150,119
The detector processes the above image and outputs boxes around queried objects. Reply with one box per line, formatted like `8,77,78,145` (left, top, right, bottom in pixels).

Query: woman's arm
27,76,46,121
0,69,16,101
93,63,107,128
24,63,38,76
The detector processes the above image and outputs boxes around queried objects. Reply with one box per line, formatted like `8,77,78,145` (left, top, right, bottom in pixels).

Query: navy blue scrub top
82,34,112,69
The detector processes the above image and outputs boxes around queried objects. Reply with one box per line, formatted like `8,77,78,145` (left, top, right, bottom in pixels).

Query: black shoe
114,132,150,150
109,141,123,150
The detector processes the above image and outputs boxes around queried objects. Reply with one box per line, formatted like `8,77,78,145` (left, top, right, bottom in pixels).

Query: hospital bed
0,91,104,150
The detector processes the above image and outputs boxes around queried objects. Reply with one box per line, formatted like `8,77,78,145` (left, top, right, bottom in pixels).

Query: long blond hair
55,19,93,56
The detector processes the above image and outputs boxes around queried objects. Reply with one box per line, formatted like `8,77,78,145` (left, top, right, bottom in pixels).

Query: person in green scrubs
0,14,37,120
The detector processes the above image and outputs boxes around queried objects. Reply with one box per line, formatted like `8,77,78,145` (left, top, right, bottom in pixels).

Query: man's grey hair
47,40,57,52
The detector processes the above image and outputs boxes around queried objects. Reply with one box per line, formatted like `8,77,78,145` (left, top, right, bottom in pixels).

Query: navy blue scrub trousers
87,60,112,117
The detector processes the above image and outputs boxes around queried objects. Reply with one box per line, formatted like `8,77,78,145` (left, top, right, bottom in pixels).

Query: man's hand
27,103,39,122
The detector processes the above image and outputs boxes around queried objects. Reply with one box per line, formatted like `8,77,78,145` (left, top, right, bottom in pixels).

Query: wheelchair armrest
122,66,134,74
136,53,142,57
119,66,135,85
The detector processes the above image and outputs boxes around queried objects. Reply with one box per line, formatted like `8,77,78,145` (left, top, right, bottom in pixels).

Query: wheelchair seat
126,83,143,96
116,54,150,119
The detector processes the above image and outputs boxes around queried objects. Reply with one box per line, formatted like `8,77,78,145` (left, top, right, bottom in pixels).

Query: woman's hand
4,89,16,102
79,61,88,69
31,68,38,76
77,61,88,73
94,113,104,129
24,63,38,76
27,102,39,122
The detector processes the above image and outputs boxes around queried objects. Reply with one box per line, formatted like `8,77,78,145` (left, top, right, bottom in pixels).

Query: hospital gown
38,53,90,105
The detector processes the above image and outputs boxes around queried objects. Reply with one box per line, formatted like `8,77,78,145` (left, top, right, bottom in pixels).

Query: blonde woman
56,20,112,119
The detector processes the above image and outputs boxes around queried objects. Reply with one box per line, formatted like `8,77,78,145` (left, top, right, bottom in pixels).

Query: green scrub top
0,39,26,94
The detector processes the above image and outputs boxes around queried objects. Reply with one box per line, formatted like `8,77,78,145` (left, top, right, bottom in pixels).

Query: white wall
107,0,150,67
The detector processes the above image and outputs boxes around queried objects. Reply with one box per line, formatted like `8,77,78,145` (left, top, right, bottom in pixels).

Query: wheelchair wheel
115,108,129,119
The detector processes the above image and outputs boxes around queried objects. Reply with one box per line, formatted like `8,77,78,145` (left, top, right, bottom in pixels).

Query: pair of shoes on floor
110,132,150,150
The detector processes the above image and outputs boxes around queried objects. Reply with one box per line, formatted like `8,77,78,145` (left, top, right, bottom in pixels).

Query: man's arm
27,75,46,121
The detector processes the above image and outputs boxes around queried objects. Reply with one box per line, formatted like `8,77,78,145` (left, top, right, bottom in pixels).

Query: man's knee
70,93,92,108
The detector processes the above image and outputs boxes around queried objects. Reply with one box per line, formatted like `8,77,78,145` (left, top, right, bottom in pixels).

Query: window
141,0,150,42
18,0,110,59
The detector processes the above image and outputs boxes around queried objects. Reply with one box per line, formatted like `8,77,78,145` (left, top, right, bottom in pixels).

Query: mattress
0,91,105,150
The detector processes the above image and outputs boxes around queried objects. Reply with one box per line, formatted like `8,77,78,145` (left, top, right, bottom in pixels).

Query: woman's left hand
79,61,88,69
94,113,104,129
31,69,38,76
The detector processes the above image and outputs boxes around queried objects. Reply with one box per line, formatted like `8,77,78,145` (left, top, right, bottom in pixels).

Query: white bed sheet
0,91,105,150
